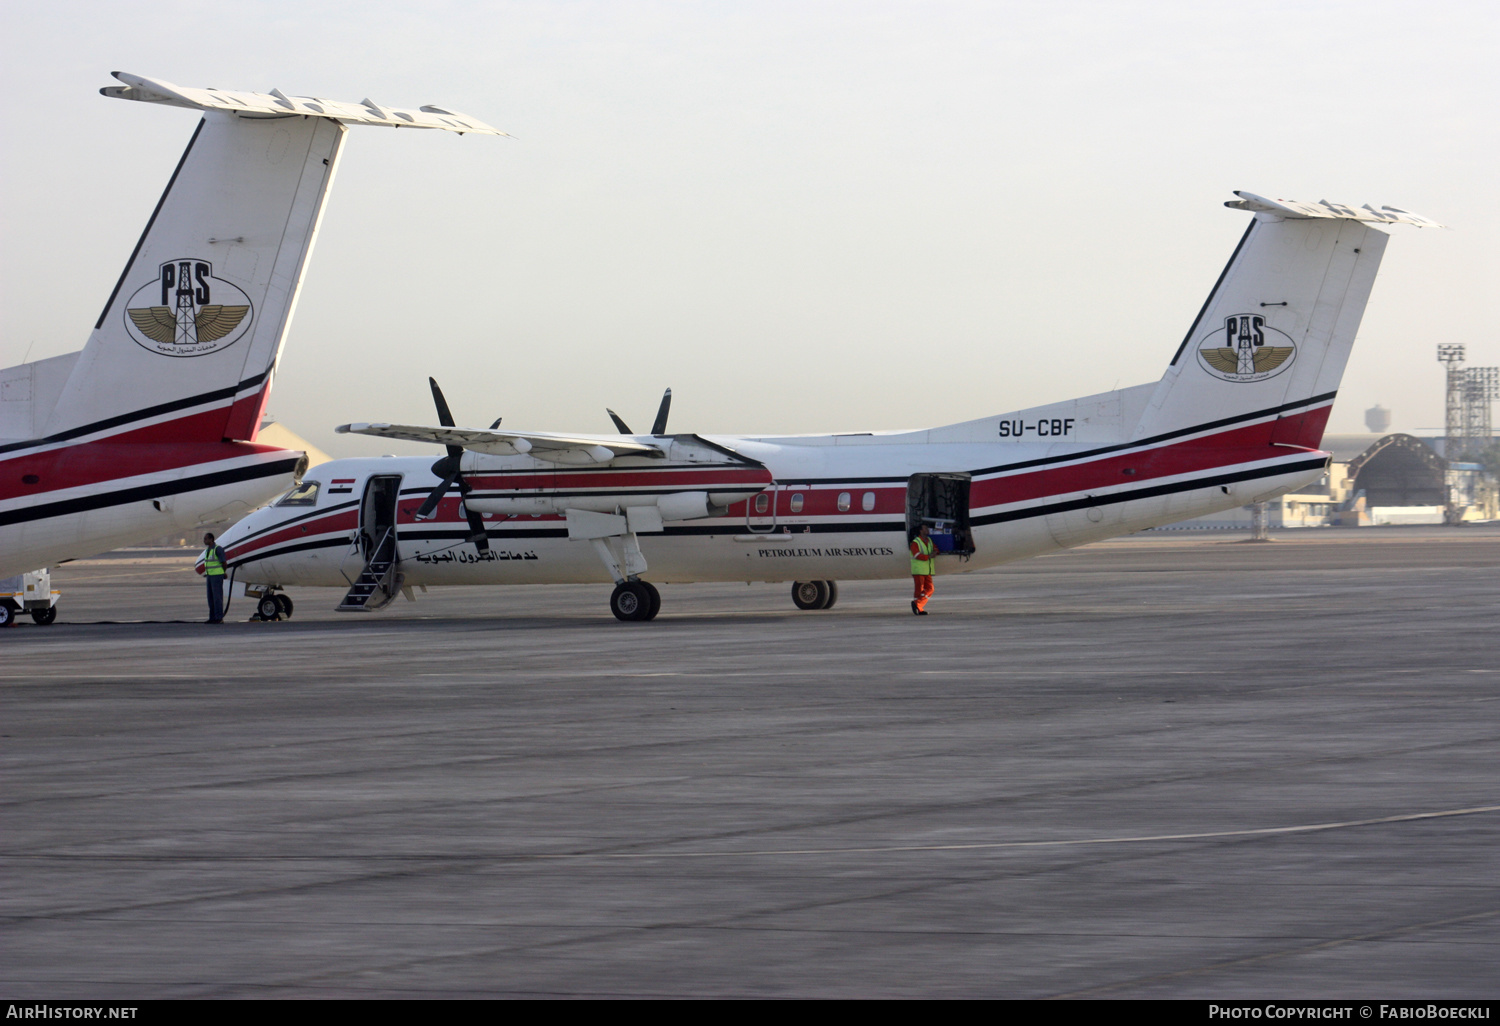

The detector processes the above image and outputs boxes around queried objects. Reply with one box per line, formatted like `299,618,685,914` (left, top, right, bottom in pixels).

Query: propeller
413,377,490,552
651,387,672,435
607,388,672,436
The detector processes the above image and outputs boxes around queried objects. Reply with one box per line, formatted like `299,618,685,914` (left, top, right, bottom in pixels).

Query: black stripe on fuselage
225,499,360,547
969,456,1327,526
0,367,274,456
228,536,347,568
0,455,301,527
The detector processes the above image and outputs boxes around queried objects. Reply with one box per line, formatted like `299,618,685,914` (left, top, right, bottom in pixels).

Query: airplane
212,191,1442,622
0,73,502,625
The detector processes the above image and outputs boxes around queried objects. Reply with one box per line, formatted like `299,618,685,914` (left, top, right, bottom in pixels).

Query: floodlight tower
1437,344,1466,458
1464,366,1499,460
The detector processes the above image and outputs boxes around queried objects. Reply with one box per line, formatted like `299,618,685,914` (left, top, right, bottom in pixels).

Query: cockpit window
276,480,321,507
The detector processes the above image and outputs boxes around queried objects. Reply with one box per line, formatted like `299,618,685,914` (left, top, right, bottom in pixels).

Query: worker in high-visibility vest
199,532,229,623
910,523,937,615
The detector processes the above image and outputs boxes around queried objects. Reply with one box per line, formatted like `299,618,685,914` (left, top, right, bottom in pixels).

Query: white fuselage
218,388,1332,593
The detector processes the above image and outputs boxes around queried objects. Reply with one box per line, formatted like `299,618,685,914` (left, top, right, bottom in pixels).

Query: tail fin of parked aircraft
33,73,504,447
1130,193,1442,448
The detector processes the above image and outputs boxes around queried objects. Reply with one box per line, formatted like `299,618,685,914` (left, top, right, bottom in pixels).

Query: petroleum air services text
757,547,897,558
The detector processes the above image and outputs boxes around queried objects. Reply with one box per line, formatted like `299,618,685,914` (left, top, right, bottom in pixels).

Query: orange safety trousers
912,575,935,611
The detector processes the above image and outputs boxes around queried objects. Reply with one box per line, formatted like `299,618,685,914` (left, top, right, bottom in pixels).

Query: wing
1253,347,1294,373
1201,348,1240,374
128,307,178,345
336,422,666,464
194,304,250,342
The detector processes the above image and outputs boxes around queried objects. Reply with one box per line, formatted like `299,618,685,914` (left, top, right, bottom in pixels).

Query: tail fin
1131,193,1441,448
39,73,504,447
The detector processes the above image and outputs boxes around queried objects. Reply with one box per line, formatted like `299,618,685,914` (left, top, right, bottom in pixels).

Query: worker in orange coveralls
910,522,936,615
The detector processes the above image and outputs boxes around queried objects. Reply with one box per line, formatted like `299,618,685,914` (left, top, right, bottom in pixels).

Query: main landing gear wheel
31,607,57,626
791,580,836,610
610,581,653,622
274,594,294,619
610,581,661,622
257,595,281,621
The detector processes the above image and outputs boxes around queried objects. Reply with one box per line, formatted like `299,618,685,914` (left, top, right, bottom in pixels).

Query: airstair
337,525,402,611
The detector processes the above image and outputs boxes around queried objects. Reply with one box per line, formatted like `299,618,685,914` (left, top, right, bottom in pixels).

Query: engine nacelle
655,491,711,522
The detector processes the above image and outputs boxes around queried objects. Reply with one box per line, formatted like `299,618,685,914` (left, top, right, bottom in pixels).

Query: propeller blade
607,408,633,434
458,478,490,551
422,378,490,548
429,377,456,428
463,509,490,551
426,378,468,461
415,467,460,519
650,388,672,435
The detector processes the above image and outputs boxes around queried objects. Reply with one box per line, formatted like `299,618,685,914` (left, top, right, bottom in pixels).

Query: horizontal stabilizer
102,72,507,136
1224,191,1443,228
337,422,665,463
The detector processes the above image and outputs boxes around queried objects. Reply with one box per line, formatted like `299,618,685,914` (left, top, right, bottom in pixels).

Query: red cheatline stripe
1,391,263,459
0,440,294,504
227,509,360,560
465,468,773,490
970,408,1329,509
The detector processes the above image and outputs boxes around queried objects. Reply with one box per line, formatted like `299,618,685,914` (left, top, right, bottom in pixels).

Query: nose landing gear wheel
274,594,294,619
610,581,651,621
256,595,281,621
791,580,832,610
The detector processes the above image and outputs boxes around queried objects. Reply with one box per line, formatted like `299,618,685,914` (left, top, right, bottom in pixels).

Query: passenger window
789,493,804,513
862,491,875,512
754,493,769,513
276,480,320,507
837,492,851,512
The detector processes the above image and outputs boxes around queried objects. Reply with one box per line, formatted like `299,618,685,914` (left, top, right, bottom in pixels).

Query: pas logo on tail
124,259,253,357
1196,313,1296,382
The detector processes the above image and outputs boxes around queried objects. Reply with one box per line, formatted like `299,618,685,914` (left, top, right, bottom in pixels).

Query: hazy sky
3,1,1496,458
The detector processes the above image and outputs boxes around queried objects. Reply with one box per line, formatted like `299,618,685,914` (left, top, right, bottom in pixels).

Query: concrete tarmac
3,526,1498,998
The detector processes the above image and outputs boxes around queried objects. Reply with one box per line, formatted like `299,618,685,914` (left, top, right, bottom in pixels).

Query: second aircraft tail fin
38,73,504,449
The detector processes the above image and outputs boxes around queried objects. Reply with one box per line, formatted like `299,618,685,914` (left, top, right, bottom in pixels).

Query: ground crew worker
910,522,936,615
199,532,228,623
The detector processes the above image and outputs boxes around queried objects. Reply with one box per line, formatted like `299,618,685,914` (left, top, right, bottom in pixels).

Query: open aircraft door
338,474,403,611
905,473,975,557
